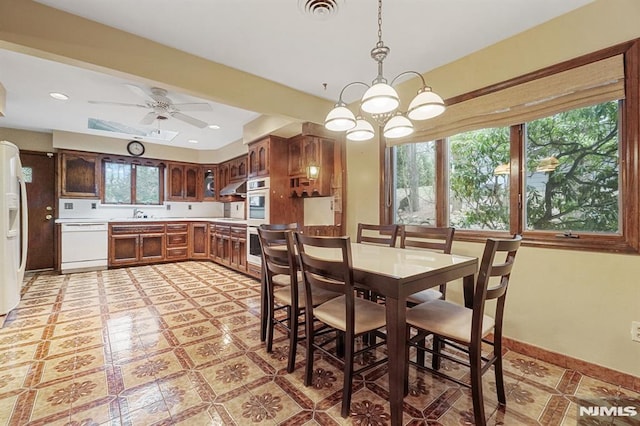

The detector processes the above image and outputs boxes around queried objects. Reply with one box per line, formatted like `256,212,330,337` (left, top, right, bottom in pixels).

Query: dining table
260,241,478,426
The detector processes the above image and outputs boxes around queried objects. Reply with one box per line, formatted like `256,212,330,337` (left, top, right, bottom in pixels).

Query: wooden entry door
20,152,56,271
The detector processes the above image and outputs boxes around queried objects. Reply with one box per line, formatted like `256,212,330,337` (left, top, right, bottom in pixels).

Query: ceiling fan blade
125,83,154,101
140,112,157,125
171,111,208,128
88,100,148,108
173,102,212,111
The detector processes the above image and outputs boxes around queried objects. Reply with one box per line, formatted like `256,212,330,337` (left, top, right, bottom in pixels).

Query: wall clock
127,141,145,157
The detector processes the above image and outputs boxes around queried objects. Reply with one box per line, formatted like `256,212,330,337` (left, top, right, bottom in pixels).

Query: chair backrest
471,235,522,342
292,232,354,304
257,228,298,289
400,225,455,253
356,223,399,247
260,223,299,231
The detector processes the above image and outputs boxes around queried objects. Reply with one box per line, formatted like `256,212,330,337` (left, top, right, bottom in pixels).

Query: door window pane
393,142,436,225
136,165,160,204
525,101,620,232
104,162,132,204
449,128,510,230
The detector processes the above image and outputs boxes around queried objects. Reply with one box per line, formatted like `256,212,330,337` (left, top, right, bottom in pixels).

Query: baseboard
502,336,640,393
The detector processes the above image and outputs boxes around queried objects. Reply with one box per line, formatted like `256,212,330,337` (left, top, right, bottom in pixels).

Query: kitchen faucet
133,208,144,218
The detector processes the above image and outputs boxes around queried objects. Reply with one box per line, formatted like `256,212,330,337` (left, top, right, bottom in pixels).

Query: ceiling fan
88,84,212,128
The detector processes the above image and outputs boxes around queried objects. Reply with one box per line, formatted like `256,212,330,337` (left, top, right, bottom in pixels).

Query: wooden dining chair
356,223,399,247
258,223,299,342
292,232,387,418
400,225,455,305
405,235,522,426
258,227,338,373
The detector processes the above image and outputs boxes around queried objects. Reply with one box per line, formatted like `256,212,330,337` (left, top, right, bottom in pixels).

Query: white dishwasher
61,223,109,273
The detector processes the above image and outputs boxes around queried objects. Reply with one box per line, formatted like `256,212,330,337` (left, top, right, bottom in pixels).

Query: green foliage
449,128,510,230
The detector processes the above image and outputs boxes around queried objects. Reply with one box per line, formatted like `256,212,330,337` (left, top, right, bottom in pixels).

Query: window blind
388,54,625,146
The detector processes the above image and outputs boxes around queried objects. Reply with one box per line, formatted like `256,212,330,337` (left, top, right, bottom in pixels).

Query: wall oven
246,177,270,266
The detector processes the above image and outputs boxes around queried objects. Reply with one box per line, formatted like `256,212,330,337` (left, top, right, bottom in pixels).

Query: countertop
56,217,247,225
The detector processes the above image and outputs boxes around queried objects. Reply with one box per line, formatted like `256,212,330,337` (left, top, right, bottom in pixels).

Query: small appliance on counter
0,141,28,315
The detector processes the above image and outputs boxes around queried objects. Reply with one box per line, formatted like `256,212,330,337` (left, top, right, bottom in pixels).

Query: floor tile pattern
0,261,636,425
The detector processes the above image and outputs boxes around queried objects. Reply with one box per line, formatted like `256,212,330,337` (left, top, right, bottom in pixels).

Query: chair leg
494,337,506,404
266,296,275,353
470,344,487,426
304,309,314,387
432,335,442,370
404,327,410,397
336,331,345,358
287,307,299,374
416,334,426,367
341,332,355,418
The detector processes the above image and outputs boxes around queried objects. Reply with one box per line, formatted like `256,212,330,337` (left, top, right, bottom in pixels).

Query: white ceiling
0,0,594,151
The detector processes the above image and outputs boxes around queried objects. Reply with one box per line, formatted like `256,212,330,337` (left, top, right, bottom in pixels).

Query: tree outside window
393,142,436,225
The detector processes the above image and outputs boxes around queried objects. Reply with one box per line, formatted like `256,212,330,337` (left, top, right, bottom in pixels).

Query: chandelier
324,0,446,141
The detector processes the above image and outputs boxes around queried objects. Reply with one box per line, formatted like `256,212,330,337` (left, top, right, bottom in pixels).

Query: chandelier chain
377,0,383,46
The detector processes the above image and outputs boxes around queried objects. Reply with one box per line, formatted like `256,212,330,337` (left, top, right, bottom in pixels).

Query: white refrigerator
0,141,28,315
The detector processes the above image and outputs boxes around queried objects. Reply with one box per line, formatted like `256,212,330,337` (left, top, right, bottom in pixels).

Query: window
393,142,436,225
524,102,619,233
449,128,510,231
103,158,164,205
387,40,640,253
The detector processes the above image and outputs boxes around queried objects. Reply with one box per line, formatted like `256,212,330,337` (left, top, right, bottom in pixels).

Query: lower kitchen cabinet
108,221,248,274
166,223,189,261
230,226,247,271
189,223,209,259
109,223,166,267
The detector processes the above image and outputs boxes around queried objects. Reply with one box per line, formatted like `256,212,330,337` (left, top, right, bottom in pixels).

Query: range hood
219,180,247,197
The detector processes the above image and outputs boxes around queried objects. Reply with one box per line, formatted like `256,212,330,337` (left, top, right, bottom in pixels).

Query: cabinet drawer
166,223,188,233
166,233,188,247
166,247,188,259
231,226,246,238
111,224,166,234
215,225,231,235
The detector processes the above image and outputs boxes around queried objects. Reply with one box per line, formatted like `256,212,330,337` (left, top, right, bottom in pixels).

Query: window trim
101,155,165,205
384,39,640,254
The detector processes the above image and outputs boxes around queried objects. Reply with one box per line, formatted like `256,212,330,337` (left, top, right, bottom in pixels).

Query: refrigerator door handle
17,174,28,277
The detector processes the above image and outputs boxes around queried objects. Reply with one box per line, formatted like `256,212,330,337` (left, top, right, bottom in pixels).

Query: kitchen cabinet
168,162,200,201
60,151,100,198
202,165,218,201
248,138,269,177
109,223,166,266
228,156,247,182
230,225,247,271
288,136,334,197
165,223,188,261
189,223,209,259
213,224,231,265
217,163,229,197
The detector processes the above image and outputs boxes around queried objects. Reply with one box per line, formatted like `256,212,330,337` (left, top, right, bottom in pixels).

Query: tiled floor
0,261,637,425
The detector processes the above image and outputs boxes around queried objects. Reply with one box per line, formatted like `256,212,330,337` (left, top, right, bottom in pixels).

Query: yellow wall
347,0,640,376
0,128,53,152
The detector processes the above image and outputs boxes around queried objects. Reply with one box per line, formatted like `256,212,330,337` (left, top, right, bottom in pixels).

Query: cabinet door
248,145,259,178
203,166,217,200
61,152,100,198
287,136,304,176
110,234,139,266
257,143,268,176
218,164,229,196
184,166,199,200
209,227,217,260
189,223,209,259
168,164,185,200
237,238,247,270
140,233,165,262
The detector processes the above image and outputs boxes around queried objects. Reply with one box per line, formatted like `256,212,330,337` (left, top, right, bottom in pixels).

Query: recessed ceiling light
49,92,69,101
188,139,198,144
208,124,220,129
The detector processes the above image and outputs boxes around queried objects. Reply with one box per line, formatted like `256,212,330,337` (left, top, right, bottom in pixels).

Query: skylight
88,118,178,142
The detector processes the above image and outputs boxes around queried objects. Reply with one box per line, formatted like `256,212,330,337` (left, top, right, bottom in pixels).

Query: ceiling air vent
298,0,342,20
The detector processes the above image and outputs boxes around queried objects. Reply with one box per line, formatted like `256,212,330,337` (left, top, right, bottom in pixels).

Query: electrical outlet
166,204,171,210
188,204,192,210
632,321,640,343
91,203,96,209
64,202,73,210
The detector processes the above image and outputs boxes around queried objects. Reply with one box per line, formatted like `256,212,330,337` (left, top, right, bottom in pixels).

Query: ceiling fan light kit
324,0,446,141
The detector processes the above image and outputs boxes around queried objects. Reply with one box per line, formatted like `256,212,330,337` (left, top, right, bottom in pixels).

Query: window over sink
102,156,165,205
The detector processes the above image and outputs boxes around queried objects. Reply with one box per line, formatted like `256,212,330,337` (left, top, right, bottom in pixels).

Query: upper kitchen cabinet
202,165,218,201
168,162,200,201
287,135,334,197
60,150,100,198
228,155,247,182
248,138,269,177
